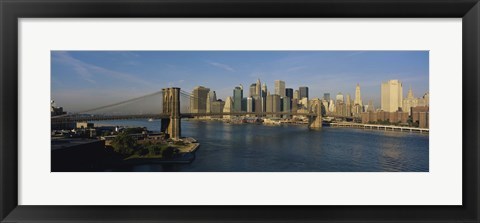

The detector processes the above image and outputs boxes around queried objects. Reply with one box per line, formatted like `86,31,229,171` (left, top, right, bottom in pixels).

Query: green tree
111,132,137,155
102,130,111,136
124,127,145,134
162,147,177,159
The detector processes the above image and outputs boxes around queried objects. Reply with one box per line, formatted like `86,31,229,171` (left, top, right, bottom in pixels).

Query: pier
330,122,429,133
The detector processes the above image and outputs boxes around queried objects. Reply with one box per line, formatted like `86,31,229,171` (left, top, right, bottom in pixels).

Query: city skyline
51,51,429,112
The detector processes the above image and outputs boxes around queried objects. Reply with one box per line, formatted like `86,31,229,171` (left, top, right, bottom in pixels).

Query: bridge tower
161,87,181,140
308,98,322,129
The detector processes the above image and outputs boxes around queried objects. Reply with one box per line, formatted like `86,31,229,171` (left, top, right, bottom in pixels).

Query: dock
330,122,429,133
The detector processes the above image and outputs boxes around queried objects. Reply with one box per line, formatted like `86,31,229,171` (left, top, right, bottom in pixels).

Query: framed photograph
1,0,479,222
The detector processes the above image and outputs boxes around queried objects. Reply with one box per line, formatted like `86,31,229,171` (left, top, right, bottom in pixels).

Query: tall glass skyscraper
299,86,309,100
233,85,243,112
285,88,293,99
275,80,286,97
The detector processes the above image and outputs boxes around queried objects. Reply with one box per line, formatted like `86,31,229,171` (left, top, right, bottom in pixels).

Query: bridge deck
51,112,328,123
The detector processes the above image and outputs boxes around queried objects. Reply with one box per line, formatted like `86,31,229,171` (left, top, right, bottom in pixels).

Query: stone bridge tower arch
308,98,322,129
161,88,181,140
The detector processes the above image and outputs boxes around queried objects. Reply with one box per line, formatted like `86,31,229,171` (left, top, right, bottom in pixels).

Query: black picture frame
1,0,479,222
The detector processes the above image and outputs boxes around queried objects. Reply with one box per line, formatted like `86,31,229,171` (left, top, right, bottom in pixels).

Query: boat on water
148,118,154,122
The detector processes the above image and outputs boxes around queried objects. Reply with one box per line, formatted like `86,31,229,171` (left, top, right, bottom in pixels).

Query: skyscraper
367,100,375,112
323,93,330,101
381,80,403,112
283,96,291,118
354,83,363,106
266,94,273,117
211,99,225,118
261,83,268,112
275,80,286,97
233,85,243,112
402,86,418,115
206,93,211,113
262,83,268,97
246,97,254,113
293,90,300,100
336,92,344,102
346,94,352,117
223,96,233,119
256,79,262,98
285,88,293,100
249,83,257,97
210,91,217,101
328,99,335,113
299,86,309,99
191,86,210,113
272,94,281,117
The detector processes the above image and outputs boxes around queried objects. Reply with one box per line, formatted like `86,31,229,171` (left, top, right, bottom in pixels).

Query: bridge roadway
50,112,343,123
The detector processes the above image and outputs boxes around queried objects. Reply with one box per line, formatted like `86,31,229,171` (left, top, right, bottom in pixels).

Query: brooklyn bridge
51,87,326,139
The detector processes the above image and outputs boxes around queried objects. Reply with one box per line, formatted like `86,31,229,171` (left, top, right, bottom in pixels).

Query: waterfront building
262,83,268,97
254,96,262,114
381,80,403,112
298,97,309,111
411,106,429,128
367,100,375,112
323,93,330,101
210,90,217,101
241,97,247,112
285,88,293,110
271,94,281,117
353,104,363,117
50,100,66,116
211,99,225,118
249,83,257,97
321,100,329,116
285,88,294,100
262,83,268,112
346,94,352,117
335,100,345,116
414,91,429,107
233,85,243,112
423,92,430,106
256,79,262,98
246,97,254,113
283,96,291,118
191,86,210,113
328,99,335,113
76,122,93,129
354,83,363,106
419,112,429,128
275,80,286,97
266,94,273,116
299,86,309,100
361,111,409,124
291,98,299,113
293,90,300,100
206,93,211,113
223,96,233,119
336,92,344,103
402,86,418,115
206,91,217,114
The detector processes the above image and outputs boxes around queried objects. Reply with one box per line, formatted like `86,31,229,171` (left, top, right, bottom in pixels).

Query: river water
94,119,429,172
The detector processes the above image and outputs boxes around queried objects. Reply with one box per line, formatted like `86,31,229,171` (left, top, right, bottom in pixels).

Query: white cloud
208,61,235,72
52,51,154,87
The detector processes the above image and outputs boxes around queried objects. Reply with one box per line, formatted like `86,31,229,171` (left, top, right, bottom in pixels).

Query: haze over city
51,51,428,112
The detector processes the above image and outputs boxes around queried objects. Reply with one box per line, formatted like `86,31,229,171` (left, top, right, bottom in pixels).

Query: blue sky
51,51,429,112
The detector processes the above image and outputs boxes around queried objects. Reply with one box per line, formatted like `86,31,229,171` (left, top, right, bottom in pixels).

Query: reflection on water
94,119,429,172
